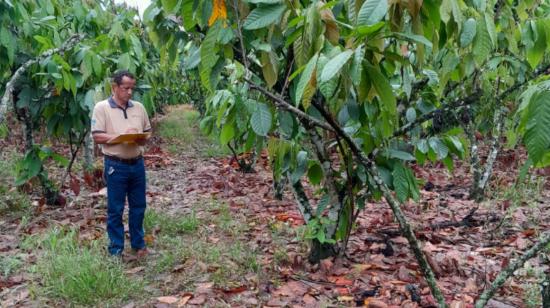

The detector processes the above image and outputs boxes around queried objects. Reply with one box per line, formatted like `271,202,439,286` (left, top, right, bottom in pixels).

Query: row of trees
145,0,550,305
0,0,196,203
2,0,550,305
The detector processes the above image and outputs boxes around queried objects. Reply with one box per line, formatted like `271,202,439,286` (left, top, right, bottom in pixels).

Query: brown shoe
135,248,149,258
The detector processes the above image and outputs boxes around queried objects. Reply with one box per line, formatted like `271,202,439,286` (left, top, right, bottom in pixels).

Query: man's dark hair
112,70,135,85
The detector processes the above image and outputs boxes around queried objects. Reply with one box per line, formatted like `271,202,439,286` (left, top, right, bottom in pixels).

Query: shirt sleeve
91,104,106,134
143,106,152,132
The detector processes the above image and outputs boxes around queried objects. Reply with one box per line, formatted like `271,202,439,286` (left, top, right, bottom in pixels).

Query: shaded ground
1,105,549,307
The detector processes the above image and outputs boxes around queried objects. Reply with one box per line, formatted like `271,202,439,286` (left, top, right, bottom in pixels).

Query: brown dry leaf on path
195,282,214,294
187,294,206,305
273,280,309,297
157,296,179,304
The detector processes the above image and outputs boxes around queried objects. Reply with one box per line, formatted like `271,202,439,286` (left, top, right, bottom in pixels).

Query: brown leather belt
104,155,143,164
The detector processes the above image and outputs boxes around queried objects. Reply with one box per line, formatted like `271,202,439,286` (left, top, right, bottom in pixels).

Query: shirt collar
108,96,134,109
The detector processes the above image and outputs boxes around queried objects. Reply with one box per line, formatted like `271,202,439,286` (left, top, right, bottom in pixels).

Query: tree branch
475,232,550,308
61,128,89,188
393,63,550,139
309,99,448,307
248,78,446,305
244,78,335,132
0,33,85,125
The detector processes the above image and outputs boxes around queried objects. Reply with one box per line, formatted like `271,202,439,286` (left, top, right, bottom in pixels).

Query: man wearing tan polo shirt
91,70,151,257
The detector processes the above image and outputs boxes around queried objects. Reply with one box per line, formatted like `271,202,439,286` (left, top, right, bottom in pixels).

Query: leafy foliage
0,0,194,192
140,0,550,266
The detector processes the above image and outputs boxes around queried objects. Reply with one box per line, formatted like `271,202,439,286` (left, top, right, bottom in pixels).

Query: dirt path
1,105,550,307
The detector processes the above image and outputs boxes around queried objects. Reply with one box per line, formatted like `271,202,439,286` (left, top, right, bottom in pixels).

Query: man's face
113,76,136,103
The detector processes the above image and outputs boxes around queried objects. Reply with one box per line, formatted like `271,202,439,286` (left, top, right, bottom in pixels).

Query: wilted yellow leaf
208,0,227,26
144,234,155,245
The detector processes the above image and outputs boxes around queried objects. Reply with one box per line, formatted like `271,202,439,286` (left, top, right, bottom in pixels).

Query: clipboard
107,133,151,144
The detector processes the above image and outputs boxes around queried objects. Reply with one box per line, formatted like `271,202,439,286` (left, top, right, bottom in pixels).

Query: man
91,70,151,257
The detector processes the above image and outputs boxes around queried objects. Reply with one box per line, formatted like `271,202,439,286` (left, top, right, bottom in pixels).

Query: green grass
495,175,544,208
158,109,198,144
490,174,546,230
31,227,142,306
158,106,230,157
144,208,199,236
0,254,23,279
142,200,261,290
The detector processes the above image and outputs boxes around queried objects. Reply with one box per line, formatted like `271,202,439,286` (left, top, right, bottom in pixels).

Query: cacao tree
144,0,550,304
0,0,190,202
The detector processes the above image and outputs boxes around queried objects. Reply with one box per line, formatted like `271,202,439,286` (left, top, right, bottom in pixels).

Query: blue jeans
104,157,146,255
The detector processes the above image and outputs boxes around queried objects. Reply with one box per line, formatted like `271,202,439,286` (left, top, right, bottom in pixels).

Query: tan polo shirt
91,97,151,159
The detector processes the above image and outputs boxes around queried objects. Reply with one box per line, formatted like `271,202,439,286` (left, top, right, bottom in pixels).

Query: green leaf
473,0,486,11
220,123,235,144
143,5,162,23
388,149,415,161
161,0,179,12
527,20,546,69
200,24,221,90
406,108,416,123
201,23,221,69
316,193,330,216
245,0,282,3
51,153,69,167
428,137,449,160
356,22,385,36
92,55,102,77
473,16,492,65
518,158,532,182
357,0,388,26
307,162,323,185
392,163,419,203
365,64,396,136
295,54,318,105
0,27,14,63
394,32,432,49
460,18,476,47
261,51,278,88
320,50,353,82
250,103,272,136
20,153,42,183
350,45,365,86
243,4,286,30
181,0,196,29
524,90,550,164
484,13,496,47
117,53,131,69
33,35,52,48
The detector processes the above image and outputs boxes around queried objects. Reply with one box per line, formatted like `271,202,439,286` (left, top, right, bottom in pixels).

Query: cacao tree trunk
22,110,59,205
543,274,550,308
469,107,505,202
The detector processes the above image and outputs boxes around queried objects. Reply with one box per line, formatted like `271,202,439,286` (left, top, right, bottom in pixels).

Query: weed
144,209,199,237
0,151,30,215
0,123,7,139
494,175,544,208
0,255,23,278
202,143,231,158
524,282,542,308
273,248,289,266
32,227,141,306
155,251,176,273
228,241,260,273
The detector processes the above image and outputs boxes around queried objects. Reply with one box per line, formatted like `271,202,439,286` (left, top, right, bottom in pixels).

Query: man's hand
92,132,118,144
